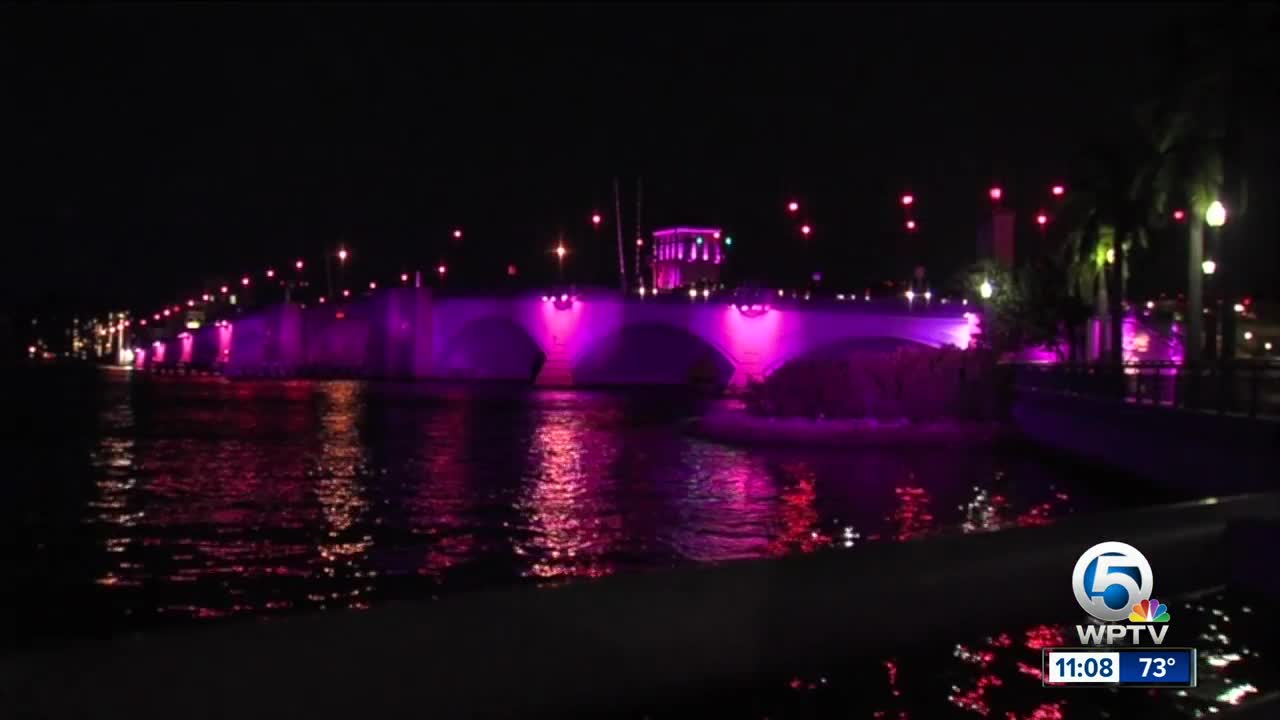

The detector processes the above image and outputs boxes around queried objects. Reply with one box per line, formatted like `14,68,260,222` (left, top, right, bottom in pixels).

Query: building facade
650,226,725,291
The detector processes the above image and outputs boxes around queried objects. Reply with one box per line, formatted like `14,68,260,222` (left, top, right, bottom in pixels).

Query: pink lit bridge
133,288,979,388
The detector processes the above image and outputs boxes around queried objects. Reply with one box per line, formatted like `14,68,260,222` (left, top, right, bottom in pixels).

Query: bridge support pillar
727,350,766,391
366,288,433,379
535,335,574,387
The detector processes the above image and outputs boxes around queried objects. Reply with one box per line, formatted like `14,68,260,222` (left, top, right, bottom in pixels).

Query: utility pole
634,177,643,289
613,177,627,294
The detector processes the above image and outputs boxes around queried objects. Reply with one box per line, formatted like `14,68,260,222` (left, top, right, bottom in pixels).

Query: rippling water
8,366,1158,647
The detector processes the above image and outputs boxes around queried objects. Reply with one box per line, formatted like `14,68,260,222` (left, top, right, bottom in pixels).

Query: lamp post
1204,201,1227,360
334,246,348,300
1201,257,1218,362
635,237,645,290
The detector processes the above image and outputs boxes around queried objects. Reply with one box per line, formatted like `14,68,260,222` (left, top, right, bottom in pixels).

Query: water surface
9,367,1160,647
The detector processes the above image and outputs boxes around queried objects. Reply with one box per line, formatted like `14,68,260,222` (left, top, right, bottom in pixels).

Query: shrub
744,345,1008,421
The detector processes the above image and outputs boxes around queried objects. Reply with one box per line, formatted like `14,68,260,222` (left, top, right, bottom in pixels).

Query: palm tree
1055,118,1165,367
1149,5,1276,360
1147,112,1222,362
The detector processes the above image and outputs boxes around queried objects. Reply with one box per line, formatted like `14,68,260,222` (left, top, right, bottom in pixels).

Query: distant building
650,226,725,291
977,209,1016,268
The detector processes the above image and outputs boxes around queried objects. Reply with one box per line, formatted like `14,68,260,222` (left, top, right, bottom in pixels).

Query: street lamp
266,268,275,279
1202,259,1217,275
979,278,994,299
800,224,812,236
900,193,914,207
787,201,799,213
555,243,567,281
1036,212,1048,227
295,259,304,271
988,187,1003,202
1205,201,1226,228
591,213,602,226
337,248,348,262
452,229,463,240
905,219,916,231
1051,184,1065,197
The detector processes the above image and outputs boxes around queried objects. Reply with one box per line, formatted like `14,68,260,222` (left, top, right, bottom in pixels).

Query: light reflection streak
767,461,830,555
886,481,934,541
312,382,373,608
516,397,621,580
89,399,143,588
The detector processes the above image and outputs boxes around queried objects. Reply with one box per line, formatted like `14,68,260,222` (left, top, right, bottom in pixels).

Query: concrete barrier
1013,388,1279,493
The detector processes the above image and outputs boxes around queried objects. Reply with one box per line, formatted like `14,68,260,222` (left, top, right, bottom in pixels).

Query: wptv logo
1072,541,1172,645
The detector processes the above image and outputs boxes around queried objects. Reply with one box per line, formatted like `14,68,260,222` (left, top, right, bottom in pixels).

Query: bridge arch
572,323,736,387
438,316,546,382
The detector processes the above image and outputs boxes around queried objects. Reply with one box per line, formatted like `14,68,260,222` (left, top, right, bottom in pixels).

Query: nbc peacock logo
1129,598,1171,623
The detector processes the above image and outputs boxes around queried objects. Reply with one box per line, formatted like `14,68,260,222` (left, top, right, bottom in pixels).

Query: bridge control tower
650,226,725,291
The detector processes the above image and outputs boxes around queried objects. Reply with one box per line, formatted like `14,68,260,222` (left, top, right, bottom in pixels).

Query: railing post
1217,362,1227,414
1186,364,1194,409
1250,363,1260,419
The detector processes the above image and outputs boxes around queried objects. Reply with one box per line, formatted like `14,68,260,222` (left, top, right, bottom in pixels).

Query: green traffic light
695,236,704,245
724,236,733,246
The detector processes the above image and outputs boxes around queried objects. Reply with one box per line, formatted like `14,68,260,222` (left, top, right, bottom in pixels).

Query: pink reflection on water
767,461,830,556
886,483,934,541
312,382,373,608
516,396,621,580
662,441,777,562
410,394,475,578
134,380,333,619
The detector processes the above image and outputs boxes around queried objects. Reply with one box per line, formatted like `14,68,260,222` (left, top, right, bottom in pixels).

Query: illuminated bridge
135,288,978,388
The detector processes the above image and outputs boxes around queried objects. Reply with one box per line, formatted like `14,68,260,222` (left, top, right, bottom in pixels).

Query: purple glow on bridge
218,323,233,363
142,290,976,386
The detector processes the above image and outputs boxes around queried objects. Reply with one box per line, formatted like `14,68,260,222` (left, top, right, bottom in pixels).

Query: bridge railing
1012,360,1280,419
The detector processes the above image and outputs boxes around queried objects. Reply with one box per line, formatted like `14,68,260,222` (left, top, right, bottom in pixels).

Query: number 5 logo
1072,541,1153,622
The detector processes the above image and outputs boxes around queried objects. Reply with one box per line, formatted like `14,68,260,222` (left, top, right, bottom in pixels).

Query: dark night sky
5,3,1274,315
